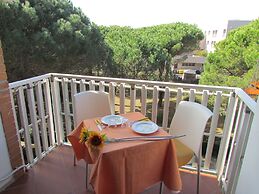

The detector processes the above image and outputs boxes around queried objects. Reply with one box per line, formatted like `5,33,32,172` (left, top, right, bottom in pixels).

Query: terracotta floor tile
1,145,221,194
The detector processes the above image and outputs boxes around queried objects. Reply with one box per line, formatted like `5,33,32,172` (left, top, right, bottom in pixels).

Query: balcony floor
1,145,221,194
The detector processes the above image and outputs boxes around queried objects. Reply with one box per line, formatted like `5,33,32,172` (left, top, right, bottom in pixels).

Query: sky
71,0,258,30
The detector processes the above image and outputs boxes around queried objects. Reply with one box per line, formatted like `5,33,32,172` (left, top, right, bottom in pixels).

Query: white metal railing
8,73,257,189
219,89,257,194
9,74,55,165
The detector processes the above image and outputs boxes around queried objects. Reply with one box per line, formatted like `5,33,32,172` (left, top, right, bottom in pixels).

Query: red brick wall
0,44,23,177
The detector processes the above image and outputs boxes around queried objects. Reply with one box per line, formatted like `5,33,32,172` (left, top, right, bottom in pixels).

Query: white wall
0,115,12,189
235,100,259,194
205,28,226,53
176,63,203,71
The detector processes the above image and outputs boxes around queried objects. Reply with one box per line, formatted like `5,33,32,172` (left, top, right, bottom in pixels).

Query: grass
114,95,179,127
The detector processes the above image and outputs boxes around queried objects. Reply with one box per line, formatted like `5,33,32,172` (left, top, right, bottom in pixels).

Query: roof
227,20,251,32
183,56,206,64
245,81,259,95
244,88,259,95
173,55,206,64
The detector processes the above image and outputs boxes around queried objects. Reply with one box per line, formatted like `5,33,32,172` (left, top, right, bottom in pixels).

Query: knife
105,134,186,143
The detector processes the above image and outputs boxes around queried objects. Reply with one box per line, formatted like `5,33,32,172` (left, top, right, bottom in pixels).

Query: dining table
68,112,182,194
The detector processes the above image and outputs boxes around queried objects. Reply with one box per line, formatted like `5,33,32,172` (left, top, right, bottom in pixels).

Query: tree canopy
200,19,259,88
100,23,203,81
0,0,203,82
0,0,110,81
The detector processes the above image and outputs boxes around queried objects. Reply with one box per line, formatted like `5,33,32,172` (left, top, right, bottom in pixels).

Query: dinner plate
101,115,127,126
131,121,159,134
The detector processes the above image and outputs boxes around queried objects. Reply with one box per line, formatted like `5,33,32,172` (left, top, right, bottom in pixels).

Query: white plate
101,115,127,126
132,121,159,134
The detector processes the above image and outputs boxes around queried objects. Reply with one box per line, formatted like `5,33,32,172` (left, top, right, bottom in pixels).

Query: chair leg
196,155,201,194
159,182,163,194
73,154,77,166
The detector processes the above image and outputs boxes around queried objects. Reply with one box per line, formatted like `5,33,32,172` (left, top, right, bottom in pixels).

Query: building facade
172,55,205,83
204,20,251,53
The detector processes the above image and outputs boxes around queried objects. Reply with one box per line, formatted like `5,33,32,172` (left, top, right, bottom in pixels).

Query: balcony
0,73,258,194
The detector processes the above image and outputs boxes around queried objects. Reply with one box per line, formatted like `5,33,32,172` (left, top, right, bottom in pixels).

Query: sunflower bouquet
79,127,107,150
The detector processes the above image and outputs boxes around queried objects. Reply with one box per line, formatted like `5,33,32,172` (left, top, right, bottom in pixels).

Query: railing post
119,83,125,114
216,92,238,177
176,88,183,108
62,78,72,134
162,87,170,130
152,86,159,123
89,80,95,91
109,82,115,114
130,84,136,112
204,91,222,169
26,83,42,159
141,85,147,116
43,79,55,146
201,90,209,107
221,101,245,193
71,78,77,128
35,81,48,151
17,87,34,163
99,81,105,92
51,76,63,144
80,79,86,92
189,89,196,102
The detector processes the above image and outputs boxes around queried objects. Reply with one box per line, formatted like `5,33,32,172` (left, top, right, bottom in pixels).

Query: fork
129,117,150,126
95,119,103,131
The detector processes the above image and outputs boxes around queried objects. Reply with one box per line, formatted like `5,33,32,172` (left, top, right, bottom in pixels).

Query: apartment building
204,20,251,53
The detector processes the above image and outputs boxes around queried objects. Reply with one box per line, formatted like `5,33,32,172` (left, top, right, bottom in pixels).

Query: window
207,41,209,45
213,30,217,37
223,29,226,37
211,41,216,47
182,63,195,67
208,31,210,35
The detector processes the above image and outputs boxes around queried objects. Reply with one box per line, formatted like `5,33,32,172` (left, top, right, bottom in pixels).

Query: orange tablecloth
68,112,182,194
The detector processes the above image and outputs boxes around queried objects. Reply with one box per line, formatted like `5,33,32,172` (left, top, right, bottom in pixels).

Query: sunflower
79,127,89,143
87,131,107,149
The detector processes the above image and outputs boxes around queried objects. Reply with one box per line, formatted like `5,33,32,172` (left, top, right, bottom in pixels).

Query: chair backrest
169,101,213,156
73,91,113,126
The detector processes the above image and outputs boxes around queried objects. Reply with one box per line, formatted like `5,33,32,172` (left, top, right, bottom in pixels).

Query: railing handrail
9,73,238,93
9,73,256,113
9,73,51,89
51,73,237,92
235,88,257,113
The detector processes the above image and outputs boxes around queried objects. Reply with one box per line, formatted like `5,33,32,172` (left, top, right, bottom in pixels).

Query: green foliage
0,0,203,82
100,23,203,81
0,0,111,81
200,19,259,88
193,50,208,57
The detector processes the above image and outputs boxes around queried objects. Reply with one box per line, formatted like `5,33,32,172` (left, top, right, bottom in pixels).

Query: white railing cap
51,73,237,92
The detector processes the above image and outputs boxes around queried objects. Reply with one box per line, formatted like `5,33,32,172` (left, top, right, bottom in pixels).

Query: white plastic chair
73,90,113,190
168,101,213,194
73,90,113,126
